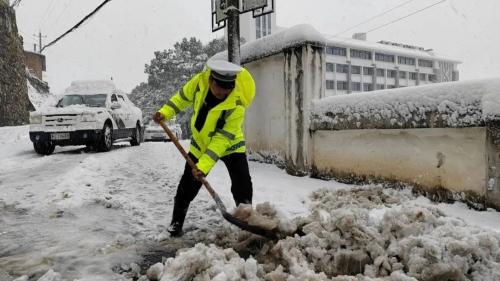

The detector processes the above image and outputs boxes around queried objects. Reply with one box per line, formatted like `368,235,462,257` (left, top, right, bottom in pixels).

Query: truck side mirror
111,103,121,110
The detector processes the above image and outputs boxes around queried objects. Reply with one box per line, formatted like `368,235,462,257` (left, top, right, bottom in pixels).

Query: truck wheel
130,124,141,146
33,142,55,155
97,124,113,152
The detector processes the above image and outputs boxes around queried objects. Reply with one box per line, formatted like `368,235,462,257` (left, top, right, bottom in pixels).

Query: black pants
170,152,253,227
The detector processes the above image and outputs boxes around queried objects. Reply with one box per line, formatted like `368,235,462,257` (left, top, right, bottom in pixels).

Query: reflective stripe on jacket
158,67,255,174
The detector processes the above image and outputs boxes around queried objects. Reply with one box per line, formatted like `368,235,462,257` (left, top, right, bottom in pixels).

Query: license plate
51,132,70,140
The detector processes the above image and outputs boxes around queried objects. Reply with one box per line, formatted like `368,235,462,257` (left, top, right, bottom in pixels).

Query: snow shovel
158,121,278,240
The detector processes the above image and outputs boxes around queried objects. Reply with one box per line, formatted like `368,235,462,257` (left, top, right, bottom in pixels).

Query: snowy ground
1,126,500,281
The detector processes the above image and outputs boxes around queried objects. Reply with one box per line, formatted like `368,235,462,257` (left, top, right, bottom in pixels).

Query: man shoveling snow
154,59,258,237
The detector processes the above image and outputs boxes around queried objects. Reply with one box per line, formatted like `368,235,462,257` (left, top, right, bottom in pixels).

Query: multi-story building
324,33,461,96
224,0,280,43
234,0,461,96
238,9,278,42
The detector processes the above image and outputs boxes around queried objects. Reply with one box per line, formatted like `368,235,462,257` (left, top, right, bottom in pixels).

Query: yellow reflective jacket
158,67,255,175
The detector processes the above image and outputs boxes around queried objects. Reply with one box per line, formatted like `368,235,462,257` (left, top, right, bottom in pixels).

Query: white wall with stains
312,128,487,196
244,54,287,161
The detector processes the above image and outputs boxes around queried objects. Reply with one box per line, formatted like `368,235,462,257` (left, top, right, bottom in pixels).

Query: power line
46,0,74,33
41,0,113,52
39,0,57,28
334,0,415,37
365,0,447,34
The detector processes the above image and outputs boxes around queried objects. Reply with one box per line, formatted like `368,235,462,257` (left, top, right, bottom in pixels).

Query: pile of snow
143,187,500,281
213,24,326,64
233,202,297,237
312,78,500,130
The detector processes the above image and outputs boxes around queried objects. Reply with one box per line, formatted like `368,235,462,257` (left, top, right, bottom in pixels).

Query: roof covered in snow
213,24,459,65
213,24,327,64
63,80,118,96
311,78,500,130
324,35,461,63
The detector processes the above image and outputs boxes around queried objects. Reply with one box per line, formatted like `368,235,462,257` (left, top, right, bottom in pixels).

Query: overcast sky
15,0,500,94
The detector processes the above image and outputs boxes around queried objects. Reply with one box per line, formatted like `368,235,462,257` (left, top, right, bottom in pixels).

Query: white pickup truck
29,80,143,155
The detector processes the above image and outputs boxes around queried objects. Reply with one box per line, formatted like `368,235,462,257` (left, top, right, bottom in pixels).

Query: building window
419,73,427,81
262,15,267,36
326,63,334,72
376,68,385,77
267,14,272,35
336,64,348,73
418,59,433,68
375,53,395,63
376,84,385,90
351,65,361,74
350,49,372,60
363,67,374,76
351,82,361,92
256,17,261,39
388,70,397,78
327,46,347,56
428,74,436,82
410,72,418,80
398,56,416,65
363,83,373,91
326,80,335,89
337,81,348,90
399,71,407,79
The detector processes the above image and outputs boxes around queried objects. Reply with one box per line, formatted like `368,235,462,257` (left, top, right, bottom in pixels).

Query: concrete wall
24,51,46,80
486,122,500,209
244,43,324,174
312,128,487,201
245,54,287,162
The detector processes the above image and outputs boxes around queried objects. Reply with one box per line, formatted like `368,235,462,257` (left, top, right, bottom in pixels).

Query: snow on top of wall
64,80,117,96
312,78,500,130
213,24,327,64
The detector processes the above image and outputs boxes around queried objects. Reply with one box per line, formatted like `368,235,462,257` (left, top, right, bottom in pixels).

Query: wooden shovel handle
158,121,219,202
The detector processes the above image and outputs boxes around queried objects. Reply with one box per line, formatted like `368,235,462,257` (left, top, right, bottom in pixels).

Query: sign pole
226,0,241,65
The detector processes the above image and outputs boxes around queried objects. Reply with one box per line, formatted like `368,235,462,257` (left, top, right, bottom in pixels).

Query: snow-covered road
0,126,346,280
2,126,500,281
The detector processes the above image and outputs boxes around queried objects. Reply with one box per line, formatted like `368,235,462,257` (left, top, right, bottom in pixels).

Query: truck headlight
81,113,97,122
29,113,42,124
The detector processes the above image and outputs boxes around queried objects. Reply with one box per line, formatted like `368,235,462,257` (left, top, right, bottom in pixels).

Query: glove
153,112,165,123
192,168,205,181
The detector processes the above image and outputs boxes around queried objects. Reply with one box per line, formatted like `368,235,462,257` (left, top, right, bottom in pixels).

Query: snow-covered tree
130,37,227,138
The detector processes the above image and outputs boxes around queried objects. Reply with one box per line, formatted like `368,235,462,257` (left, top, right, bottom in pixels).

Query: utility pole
211,0,274,65
226,0,241,65
32,30,47,53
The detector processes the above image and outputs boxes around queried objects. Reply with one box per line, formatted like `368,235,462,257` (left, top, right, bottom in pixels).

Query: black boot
168,200,188,237
167,221,183,237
